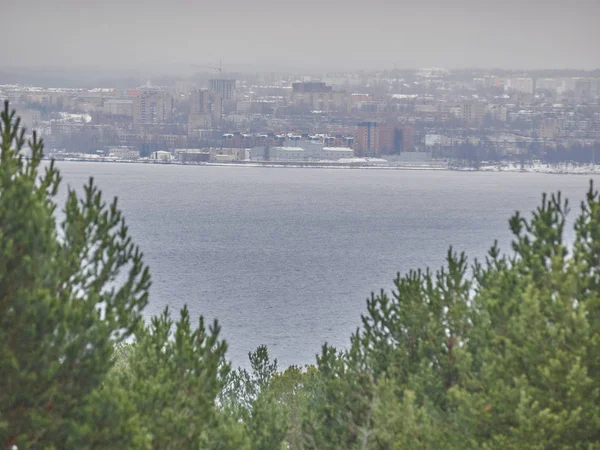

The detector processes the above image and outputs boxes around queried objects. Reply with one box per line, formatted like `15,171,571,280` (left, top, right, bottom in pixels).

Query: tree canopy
1,100,598,449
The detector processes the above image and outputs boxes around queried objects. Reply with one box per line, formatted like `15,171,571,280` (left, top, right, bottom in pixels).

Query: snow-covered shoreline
461,162,600,175
47,157,600,175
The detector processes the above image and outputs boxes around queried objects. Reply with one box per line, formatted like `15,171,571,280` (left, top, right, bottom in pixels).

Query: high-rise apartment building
379,125,414,154
355,122,414,156
209,79,236,100
188,89,222,135
355,121,381,157
133,88,173,126
191,90,222,118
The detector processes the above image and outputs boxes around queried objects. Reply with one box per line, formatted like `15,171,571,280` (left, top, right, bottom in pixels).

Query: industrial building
250,143,353,162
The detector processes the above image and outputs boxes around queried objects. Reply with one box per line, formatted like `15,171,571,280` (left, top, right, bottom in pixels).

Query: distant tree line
542,143,600,164
442,140,600,166
1,100,599,449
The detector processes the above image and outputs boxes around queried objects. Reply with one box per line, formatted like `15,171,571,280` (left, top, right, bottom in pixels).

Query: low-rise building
151,150,173,161
321,147,354,160
177,149,211,163
460,101,486,125
108,147,139,160
250,144,353,162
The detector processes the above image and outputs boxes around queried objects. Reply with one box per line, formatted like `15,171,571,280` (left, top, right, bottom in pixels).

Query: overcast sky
2,0,599,72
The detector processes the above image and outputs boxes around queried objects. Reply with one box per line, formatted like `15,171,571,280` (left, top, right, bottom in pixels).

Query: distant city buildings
103,99,134,117
2,66,599,165
506,77,534,94
540,119,564,140
175,80,195,97
292,82,332,94
108,146,139,159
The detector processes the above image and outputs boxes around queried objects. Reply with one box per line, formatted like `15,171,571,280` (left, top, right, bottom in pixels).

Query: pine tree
301,343,378,450
359,248,472,407
120,306,232,450
299,186,600,449
221,345,288,450
0,100,150,449
455,187,600,449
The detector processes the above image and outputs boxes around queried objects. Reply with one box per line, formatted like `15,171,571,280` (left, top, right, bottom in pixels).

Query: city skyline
2,0,599,72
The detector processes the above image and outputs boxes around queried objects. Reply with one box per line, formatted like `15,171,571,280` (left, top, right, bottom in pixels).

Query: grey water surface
55,162,600,367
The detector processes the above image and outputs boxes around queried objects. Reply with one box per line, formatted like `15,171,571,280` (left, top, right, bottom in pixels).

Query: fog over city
3,0,599,72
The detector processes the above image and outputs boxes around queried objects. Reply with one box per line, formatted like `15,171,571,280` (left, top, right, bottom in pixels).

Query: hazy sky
2,0,599,72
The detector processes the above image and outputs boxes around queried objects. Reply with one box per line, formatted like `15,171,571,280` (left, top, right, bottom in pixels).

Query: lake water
55,162,600,367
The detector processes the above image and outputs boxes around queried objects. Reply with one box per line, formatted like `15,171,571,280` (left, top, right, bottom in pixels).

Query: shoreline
45,157,600,176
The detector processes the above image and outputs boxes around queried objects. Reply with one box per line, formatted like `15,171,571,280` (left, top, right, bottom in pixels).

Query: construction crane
191,60,223,73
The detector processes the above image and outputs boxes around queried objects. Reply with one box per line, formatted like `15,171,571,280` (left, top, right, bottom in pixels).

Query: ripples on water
55,162,599,367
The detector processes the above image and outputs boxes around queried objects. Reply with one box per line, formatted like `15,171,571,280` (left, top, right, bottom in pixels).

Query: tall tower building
379,125,414,154
190,89,222,118
209,79,236,101
133,87,173,126
188,89,222,135
355,121,380,157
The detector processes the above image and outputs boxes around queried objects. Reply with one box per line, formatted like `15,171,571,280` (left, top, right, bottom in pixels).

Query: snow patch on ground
475,162,600,175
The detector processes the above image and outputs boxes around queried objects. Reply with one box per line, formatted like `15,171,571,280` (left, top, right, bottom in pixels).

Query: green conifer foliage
0,100,150,449
301,185,600,449
456,187,600,449
221,346,288,450
1,99,599,449
120,306,231,450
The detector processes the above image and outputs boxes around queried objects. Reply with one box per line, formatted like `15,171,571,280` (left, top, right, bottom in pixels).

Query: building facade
191,89,222,118
189,89,222,134
460,102,486,125
250,145,353,162
133,88,173,126
355,121,380,156
103,99,134,117
209,79,236,100
355,122,414,156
